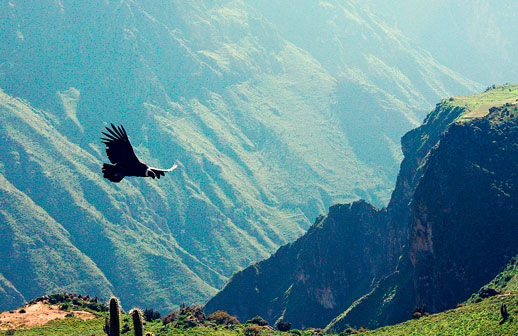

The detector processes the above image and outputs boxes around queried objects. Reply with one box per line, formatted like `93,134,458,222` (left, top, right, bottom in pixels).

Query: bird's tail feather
102,164,124,183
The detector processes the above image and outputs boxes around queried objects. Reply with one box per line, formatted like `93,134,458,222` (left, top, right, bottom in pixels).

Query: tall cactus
109,297,121,336
130,308,144,336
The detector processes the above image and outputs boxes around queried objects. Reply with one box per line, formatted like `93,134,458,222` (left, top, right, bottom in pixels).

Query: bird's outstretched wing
101,124,141,166
148,163,178,179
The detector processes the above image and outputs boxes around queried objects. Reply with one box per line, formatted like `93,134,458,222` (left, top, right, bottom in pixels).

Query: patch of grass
468,256,518,304
0,317,335,336
364,295,518,336
0,317,105,336
449,84,518,122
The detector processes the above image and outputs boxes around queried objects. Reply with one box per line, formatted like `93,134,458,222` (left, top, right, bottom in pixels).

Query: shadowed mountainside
327,85,518,331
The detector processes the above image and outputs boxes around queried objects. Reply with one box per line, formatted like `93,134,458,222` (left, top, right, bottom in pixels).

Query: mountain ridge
206,84,518,330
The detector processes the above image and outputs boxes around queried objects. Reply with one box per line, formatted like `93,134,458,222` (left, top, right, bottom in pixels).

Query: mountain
363,0,518,85
204,200,398,329
206,85,518,330
0,0,478,312
327,84,518,331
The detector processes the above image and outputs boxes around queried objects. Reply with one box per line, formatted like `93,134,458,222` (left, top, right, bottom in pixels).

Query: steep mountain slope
0,0,478,311
0,89,224,311
249,0,480,182
361,255,518,335
468,255,518,304
364,0,518,85
327,85,518,331
205,200,396,329
207,85,518,330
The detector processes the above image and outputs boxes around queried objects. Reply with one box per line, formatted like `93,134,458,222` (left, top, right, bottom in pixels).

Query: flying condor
101,124,178,182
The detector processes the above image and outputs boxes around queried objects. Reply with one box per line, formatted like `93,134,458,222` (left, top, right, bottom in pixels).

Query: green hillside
364,295,518,336
365,256,518,336
0,89,223,311
3,85,518,335
453,84,518,121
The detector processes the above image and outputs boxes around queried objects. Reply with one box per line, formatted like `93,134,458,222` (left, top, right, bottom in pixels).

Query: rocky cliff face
409,104,518,312
205,201,398,329
327,87,518,331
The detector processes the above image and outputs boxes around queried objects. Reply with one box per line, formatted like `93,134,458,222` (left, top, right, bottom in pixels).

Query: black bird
101,124,178,183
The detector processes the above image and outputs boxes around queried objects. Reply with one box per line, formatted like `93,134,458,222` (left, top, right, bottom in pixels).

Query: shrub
290,329,302,335
6,329,16,335
162,311,177,325
340,328,358,335
163,305,208,328
50,293,66,303
65,312,75,318
243,325,262,336
87,301,108,312
19,309,26,314
208,310,240,325
176,314,197,329
180,305,205,322
412,305,429,319
143,308,161,322
276,320,291,331
121,323,130,334
246,315,268,326
479,287,499,298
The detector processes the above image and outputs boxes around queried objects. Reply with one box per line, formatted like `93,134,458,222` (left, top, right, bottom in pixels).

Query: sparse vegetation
362,295,518,335
208,310,240,326
143,309,161,322
242,325,262,336
276,321,291,332
453,84,518,122
245,316,268,326
2,293,518,335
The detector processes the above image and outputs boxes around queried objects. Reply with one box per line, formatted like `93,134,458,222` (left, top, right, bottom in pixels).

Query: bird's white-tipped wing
148,162,178,179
